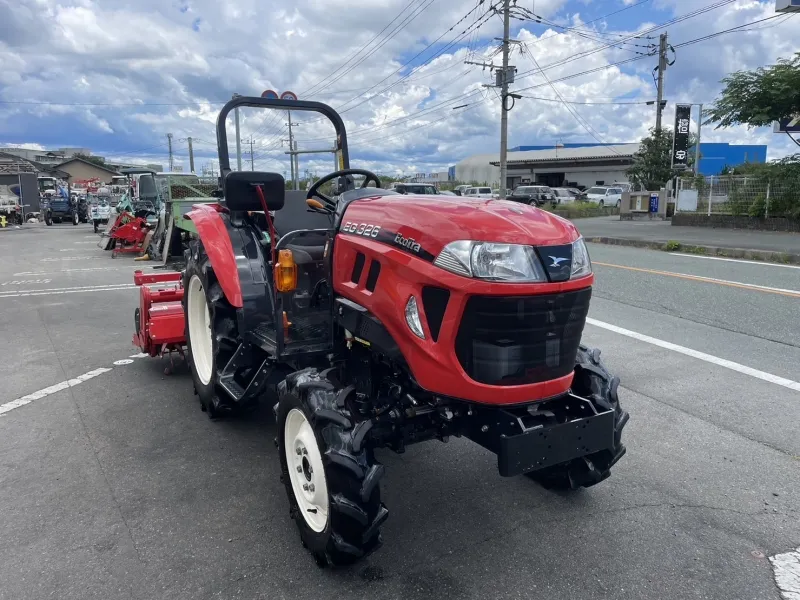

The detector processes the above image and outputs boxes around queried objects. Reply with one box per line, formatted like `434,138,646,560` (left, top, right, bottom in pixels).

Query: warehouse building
455,144,639,190
452,141,767,190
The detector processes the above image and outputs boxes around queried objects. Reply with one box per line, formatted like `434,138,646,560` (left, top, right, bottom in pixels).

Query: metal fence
675,176,799,218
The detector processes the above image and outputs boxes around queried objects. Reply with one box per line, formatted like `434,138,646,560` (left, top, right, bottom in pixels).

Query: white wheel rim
285,408,329,533
187,274,213,385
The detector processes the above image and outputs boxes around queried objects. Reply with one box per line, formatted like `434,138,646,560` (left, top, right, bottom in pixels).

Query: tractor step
217,342,273,403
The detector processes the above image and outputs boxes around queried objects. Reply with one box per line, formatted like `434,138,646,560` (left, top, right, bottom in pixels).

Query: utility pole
167,133,174,172
243,137,255,171
187,137,195,174
655,32,668,132
286,115,300,190
466,0,513,198
233,93,242,171
499,0,511,198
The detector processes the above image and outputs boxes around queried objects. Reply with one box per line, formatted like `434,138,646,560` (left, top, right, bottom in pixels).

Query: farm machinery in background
39,176,86,226
130,96,628,568
0,182,24,227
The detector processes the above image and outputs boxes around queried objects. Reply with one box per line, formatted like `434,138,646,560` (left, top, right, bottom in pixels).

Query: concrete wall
57,161,117,184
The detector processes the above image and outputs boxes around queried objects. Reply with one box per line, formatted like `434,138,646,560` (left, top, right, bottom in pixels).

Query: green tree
627,127,694,190
74,153,107,166
704,53,800,147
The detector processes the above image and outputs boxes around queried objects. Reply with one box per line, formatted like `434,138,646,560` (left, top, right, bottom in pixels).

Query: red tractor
134,97,628,567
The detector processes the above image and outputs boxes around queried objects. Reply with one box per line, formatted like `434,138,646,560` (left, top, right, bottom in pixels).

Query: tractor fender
185,204,243,308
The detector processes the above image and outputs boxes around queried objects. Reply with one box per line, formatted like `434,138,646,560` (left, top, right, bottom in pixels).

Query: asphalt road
1,224,798,600
577,216,800,254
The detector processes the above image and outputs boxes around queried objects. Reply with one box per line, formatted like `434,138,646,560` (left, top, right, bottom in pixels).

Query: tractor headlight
571,237,592,278
434,241,547,282
404,296,426,339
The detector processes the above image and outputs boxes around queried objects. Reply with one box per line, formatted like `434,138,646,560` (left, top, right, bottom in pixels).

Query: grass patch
664,240,682,251
683,245,707,255
546,202,619,219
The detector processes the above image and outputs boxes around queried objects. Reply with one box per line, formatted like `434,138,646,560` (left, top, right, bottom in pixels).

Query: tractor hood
340,195,580,259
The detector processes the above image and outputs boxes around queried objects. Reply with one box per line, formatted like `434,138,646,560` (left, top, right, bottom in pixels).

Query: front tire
527,345,628,491
72,211,79,225
45,212,53,226
182,240,239,418
277,369,388,567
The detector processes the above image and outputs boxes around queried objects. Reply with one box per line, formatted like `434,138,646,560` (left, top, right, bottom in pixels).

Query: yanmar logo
394,232,421,253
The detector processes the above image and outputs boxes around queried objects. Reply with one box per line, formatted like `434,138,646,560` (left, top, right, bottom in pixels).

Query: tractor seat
273,191,330,263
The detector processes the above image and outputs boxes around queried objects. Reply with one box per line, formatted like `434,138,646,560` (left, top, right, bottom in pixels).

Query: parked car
464,186,494,198
393,183,440,195
585,186,623,207
491,189,512,199
439,190,457,196
454,184,471,196
552,188,579,204
507,185,555,206
611,182,633,193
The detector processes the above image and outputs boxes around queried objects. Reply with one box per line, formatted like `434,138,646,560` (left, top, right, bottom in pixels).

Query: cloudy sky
0,0,796,177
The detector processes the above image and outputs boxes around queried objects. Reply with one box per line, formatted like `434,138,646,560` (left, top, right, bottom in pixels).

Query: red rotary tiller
101,212,151,258
132,270,187,374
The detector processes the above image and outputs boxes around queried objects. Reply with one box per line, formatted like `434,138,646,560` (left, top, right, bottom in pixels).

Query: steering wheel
306,169,381,210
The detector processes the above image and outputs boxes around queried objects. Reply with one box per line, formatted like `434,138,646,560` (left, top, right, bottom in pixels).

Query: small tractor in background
131,96,628,567
39,176,84,226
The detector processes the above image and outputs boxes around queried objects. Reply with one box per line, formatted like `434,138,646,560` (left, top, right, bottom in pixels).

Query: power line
249,0,439,143
520,45,621,153
301,0,425,97
513,0,736,82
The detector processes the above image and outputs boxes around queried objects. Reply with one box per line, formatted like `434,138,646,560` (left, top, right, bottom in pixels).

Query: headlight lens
434,241,546,282
571,237,592,278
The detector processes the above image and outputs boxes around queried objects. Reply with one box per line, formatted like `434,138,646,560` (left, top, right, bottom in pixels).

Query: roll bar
215,96,350,185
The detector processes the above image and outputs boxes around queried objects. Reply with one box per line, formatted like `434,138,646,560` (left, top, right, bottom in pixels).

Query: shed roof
489,143,641,166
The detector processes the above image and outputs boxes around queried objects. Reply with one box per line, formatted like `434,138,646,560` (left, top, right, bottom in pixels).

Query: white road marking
0,283,134,298
113,359,134,365
74,241,99,244
671,253,800,270
129,353,149,358
14,266,144,275
40,256,103,262
1,279,52,286
0,368,112,416
770,546,800,600
586,318,800,393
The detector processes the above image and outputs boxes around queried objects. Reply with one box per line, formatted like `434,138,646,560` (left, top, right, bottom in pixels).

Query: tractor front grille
454,288,591,386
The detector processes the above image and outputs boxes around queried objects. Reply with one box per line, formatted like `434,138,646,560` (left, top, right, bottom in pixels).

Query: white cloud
0,0,795,176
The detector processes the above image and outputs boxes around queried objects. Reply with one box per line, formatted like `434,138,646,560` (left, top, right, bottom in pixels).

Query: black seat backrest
272,191,331,245
225,171,285,212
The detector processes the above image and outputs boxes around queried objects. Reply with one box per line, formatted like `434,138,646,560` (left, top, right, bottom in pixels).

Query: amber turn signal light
274,249,297,292
306,198,325,210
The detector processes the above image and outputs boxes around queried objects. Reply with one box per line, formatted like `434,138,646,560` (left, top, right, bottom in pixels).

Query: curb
585,236,800,265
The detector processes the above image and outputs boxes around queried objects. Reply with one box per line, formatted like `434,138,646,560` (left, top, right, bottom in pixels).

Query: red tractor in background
132,96,628,567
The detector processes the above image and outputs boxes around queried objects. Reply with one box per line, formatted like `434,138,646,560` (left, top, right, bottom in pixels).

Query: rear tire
527,345,628,491
599,200,605,208
72,211,79,225
183,240,240,418
93,220,99,233
45,212,53,226
277,369,388,567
